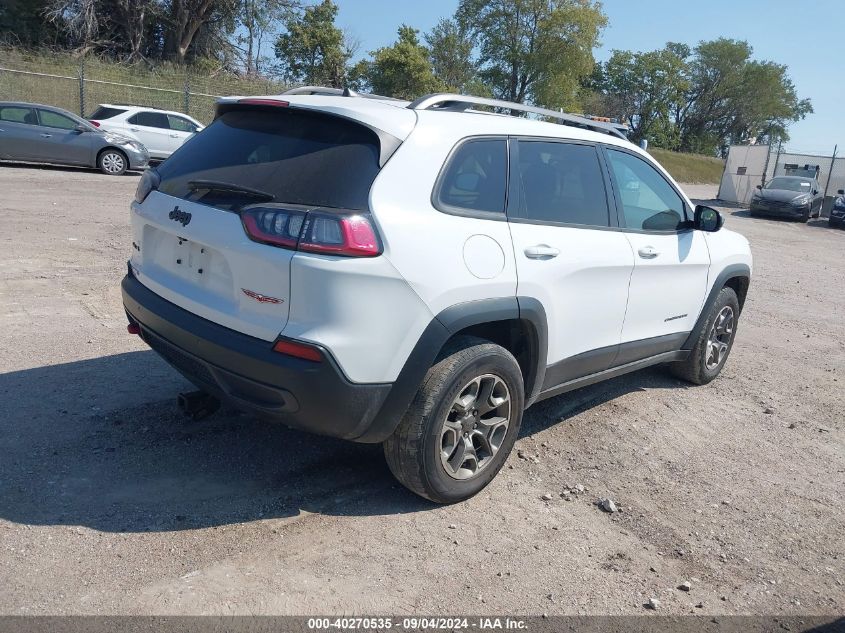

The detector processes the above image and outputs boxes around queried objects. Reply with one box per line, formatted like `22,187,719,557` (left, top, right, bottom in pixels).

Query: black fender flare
351,297,548,443
682,263,751,350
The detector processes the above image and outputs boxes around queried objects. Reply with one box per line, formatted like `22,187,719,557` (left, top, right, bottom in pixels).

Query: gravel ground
0,164,843,616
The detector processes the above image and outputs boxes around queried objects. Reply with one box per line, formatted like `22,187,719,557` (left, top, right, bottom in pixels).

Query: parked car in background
0,101,149,175
829,189,845,228
749,175,823,221
89,104,204,160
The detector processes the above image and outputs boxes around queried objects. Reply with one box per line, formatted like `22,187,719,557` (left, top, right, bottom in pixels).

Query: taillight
299,213,380,256
89,120,101,127
135,168,160,203
241,206,381,257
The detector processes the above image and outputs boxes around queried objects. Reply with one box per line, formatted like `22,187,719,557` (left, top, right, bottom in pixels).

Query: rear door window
128,111,169,129
513,141,611,227
155,108,382,211
435,139,507,215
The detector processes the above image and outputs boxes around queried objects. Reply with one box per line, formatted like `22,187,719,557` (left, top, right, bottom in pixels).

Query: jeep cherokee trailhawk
122,87,752,503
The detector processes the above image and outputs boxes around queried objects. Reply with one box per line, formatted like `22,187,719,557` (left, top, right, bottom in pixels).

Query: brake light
135,168,160,203
272,339,322,362
237,98,289,107
299,214,380,256
89,120,101,127
240,207,381,257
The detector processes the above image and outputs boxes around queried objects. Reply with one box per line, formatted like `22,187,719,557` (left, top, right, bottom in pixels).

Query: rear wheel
383,336,524,504
669,287,740,385
98,148,127,175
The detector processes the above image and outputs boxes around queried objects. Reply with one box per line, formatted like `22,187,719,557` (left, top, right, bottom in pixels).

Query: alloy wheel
705,306,734,370
439,374,511,480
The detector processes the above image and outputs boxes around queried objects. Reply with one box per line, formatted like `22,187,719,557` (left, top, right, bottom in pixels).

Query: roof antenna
342,87,359,98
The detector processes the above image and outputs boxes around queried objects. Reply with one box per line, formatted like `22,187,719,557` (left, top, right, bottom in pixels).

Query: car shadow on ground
0,160,142,176
0,350,685,533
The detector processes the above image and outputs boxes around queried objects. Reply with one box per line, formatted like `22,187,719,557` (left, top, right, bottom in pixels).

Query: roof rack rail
407,93,628,140
282,86,401,102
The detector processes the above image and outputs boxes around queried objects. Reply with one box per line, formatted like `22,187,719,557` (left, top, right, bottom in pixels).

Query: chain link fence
0,49,288,124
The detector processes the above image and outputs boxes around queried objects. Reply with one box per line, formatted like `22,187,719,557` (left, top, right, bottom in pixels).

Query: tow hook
177,390,220,421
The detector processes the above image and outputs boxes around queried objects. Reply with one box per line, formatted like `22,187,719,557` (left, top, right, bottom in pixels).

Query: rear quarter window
434,138,508,217
156,108,382,211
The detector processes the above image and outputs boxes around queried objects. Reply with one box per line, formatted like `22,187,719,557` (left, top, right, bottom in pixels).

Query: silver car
0,101,149,175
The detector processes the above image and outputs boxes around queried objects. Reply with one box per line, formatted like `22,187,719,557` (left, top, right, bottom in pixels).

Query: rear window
90,106,127,120
156,108,382,211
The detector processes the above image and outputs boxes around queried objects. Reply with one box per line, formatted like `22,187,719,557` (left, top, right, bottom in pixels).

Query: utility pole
761,141,772,188
823,144,838,215
772,139,782,178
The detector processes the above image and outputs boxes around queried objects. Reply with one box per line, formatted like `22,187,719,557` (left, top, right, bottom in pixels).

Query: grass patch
648,148,724,184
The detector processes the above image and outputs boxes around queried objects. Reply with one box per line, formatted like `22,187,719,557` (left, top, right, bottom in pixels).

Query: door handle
638,246,659,259
40,133,52,138
524,244,560,260
130,128,140,132
169,134,180,138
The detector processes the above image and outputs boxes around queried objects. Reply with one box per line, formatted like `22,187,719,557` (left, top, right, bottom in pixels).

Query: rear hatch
129,102,404,341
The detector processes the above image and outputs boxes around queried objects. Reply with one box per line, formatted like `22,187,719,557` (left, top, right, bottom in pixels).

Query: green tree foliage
0,0,63,47
424,17,478,93
588,37,811,155
456,0,606,110
274,0,349,87
678,38,811,154
592,46,689,148
353,25,443,99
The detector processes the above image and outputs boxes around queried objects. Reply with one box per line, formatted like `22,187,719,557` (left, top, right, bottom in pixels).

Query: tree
678,38,812,154
237,0,293,75
457,0,606,111
425,17,477,93
162,0,237,64
597,46,689,147
353,25,443,99
0,0,63,48
275,0,349,87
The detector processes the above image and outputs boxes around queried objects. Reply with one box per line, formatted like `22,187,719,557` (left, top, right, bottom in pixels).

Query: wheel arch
683,263,751,351
352,297,548,443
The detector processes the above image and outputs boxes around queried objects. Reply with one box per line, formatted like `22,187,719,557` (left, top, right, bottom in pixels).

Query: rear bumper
121,271,394,441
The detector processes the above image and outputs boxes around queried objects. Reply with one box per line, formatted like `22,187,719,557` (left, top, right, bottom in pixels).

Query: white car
89,104,204,160
122,88,752,503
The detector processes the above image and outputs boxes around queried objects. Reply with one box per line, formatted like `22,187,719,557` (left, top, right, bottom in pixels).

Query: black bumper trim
122,273,392,441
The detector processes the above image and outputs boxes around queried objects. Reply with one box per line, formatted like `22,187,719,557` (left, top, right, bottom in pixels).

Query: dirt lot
0,164,843,616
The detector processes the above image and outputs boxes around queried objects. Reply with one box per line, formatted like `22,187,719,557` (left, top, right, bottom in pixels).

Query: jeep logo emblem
169,206,192,226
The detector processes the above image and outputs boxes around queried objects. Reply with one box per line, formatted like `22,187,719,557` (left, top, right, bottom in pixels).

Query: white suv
89,104,204,160
122,88,752,503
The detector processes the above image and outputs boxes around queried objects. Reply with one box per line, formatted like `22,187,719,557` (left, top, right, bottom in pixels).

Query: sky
333,0,845,155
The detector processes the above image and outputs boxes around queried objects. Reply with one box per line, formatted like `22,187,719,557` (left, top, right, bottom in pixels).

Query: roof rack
407,93,628,140
282,86,402,102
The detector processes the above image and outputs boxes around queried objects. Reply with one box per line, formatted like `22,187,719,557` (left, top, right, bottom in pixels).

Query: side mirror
73,124,88,133
755,184,762,190
813,189,819,195
694,205,724,232
838,189,844,195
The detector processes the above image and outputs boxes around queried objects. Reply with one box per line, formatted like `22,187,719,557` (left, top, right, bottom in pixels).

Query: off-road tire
383,336,525,504
669,286,740,385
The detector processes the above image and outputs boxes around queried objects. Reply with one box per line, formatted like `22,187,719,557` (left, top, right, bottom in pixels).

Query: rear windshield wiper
187,180,275,202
